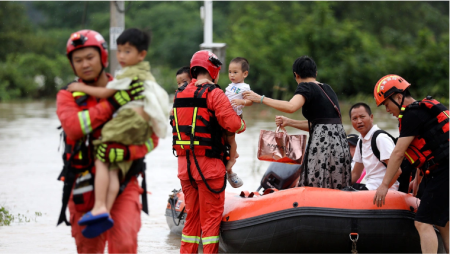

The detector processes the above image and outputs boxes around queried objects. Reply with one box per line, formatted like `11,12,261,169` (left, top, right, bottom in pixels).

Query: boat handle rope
349,233,359,254
168,195,185,226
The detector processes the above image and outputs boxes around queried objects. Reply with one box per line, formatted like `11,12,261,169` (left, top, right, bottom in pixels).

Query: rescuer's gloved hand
107,77,145,110
97,143,130,163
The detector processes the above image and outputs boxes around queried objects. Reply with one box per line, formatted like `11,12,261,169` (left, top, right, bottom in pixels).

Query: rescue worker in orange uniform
56,29,158,253
372,74,449,253
172,50,246,253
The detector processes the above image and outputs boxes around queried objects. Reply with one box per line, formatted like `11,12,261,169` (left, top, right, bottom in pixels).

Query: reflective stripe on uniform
191,107,198,135
404,151,415,164
72,185,93,195
181,234,200,244
75,171,91,183
202,235,219,245
72,91,86,97
176,140,200,145
78,110,92,135
236,119,245,133
145,138,154,153
173,108,184,149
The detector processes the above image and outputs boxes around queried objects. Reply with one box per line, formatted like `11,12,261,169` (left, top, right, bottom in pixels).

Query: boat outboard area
166,188,186,235
166,162,446,253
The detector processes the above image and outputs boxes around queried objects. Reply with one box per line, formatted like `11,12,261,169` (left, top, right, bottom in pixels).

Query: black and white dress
295,82,351,189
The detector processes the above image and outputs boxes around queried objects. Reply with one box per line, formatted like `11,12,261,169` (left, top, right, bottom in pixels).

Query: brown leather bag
257,127,307,164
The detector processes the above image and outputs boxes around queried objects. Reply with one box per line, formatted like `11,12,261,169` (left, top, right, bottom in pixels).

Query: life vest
172,82,225,159
171,82,229,194
62,92,98,173
399,96,449,172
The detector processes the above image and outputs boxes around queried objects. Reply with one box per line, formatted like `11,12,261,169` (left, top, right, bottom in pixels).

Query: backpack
358,129,414,193
359,130,395,168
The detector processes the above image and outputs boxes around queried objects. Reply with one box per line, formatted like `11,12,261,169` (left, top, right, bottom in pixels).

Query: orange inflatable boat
167,163,444,253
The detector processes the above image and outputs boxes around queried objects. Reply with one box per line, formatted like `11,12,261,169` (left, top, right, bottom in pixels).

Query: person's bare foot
91,206,108,216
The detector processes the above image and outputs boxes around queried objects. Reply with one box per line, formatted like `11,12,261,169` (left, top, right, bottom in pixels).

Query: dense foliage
0,1,448,102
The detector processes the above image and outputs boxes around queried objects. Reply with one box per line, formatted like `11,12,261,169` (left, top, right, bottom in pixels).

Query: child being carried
224,57,253,188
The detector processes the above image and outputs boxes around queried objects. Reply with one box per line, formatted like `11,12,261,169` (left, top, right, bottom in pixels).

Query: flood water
0,100,398,253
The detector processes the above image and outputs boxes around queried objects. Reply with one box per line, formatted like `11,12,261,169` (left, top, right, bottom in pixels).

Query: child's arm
67,82,117,98
231,99,253,107
195,79,214,86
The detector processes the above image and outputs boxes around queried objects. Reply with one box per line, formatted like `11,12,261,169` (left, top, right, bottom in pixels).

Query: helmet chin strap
389,91,406,111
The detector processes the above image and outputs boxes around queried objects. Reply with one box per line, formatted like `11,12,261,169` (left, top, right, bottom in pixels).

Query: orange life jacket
57,91,100,223
62,92,98,172
399,96,449,171
172,82,225,159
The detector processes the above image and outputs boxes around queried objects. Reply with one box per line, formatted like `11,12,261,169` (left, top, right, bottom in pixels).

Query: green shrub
0,53,72,100
0,207,13,226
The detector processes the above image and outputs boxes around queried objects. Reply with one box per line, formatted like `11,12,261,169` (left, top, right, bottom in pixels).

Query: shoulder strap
118,158,149,214
60,81,90,106
57,140,84,226
359,138,362,157
314,83,341,119
371,130,397,167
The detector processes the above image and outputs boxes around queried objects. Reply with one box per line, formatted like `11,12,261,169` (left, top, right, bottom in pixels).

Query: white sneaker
227,172,243,188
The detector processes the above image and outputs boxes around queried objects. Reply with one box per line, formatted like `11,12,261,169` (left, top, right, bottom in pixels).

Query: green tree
32,2,109,29
0,1,447,100
0,2,32,61
0,53,72,100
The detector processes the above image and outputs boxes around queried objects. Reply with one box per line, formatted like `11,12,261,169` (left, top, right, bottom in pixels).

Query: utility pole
200,1,226,71
110,1,125,76
203,0,213,45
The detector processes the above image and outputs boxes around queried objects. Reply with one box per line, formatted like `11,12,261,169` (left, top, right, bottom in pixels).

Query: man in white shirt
349,103,401,190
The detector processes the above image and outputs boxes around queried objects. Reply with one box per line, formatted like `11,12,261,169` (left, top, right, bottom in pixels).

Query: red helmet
374,74,411,106
66,30,109,71
190,50,222,80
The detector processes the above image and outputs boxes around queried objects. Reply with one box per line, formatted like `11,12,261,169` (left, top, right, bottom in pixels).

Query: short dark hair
176,66,191,77
292,56,317,79
230,57,249,72
116,28,151,52
191,66,209,79
349,102,372,118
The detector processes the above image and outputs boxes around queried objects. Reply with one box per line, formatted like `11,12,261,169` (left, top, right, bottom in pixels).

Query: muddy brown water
0,100,398,253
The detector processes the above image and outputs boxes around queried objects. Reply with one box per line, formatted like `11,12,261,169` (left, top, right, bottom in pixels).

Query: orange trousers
180,177,225,254
68,177,142,254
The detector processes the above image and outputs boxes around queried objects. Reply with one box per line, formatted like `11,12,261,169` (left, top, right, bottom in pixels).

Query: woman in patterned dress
243,56,351,189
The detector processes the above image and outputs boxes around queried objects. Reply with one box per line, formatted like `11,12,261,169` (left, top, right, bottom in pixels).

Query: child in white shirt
224,57,253,188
